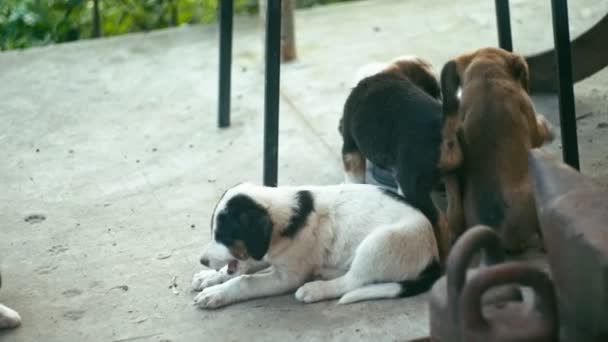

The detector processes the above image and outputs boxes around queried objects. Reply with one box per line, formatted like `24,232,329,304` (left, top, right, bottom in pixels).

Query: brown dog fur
439,47,553,252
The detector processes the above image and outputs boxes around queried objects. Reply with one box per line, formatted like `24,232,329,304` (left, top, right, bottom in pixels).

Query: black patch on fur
398,259,441,297
215,193,273,260
281,190,314,238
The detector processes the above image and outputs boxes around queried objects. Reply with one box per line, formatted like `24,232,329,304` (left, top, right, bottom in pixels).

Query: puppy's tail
338,260,441,305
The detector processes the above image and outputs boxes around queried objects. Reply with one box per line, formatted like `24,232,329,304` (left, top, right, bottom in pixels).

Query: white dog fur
192,183,439,309
0,272,21,329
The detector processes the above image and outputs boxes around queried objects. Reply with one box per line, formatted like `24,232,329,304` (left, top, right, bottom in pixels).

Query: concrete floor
1,0,608,341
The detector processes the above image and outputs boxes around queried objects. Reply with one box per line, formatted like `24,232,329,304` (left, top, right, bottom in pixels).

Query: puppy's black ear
511,54,530,93
440,60,461,118
239,209,273,260
438,60,464,172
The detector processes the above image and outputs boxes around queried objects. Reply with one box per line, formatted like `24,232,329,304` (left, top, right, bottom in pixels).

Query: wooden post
259,0,296,62
281,0,296,61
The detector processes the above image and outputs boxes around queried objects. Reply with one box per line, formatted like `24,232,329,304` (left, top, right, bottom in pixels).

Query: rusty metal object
530,149,608,341
527,13,608,93
429,225,522,342
461,262,559,342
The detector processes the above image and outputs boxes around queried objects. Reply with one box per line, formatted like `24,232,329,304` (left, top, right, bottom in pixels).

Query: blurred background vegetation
0,0,356,51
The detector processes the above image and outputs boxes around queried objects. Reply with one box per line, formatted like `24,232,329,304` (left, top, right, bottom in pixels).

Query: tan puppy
438,47,553,252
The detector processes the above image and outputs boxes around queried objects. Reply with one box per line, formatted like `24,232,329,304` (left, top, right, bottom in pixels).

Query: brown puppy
340,56,450,263
439,47,553,252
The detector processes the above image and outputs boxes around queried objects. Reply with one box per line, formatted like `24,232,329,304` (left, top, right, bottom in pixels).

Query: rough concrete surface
1,0,608,341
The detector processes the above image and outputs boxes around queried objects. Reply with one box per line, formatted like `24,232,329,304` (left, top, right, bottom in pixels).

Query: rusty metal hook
461,262,558,341
446,225,505,341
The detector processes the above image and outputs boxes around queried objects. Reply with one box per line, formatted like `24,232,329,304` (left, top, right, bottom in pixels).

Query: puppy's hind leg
0,304,21,329
395,165,449,265
342,142,366,184
295,228,393,303
444,173,465,244
295,273,363,304
341,224,438,304
296,223,438,304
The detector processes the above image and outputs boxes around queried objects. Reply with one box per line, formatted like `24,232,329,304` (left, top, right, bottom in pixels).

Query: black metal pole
92,0,101,38
551,0,580,169
494,0,513,51
218,0,233,128
263,0,282,187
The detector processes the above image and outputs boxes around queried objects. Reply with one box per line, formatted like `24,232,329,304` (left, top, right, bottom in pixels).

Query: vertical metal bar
92,0,101,38
494,0,513,51
263,0,282,187
551,0,580,169
218,0,233,128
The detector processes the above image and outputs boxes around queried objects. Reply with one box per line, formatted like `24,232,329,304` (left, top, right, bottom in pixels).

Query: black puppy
339,56,449,262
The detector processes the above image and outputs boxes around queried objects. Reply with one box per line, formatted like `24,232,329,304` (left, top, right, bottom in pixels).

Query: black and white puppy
0,272,21,329
192,183,440,309
339,56,449,262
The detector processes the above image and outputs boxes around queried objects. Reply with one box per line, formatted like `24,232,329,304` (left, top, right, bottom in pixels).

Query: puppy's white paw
191,269,230,292
0,304,21,329
295,281,327,303
193,286,230,310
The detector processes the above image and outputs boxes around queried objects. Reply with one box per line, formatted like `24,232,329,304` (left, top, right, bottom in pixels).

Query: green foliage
0,0,354,51
1,0,89,49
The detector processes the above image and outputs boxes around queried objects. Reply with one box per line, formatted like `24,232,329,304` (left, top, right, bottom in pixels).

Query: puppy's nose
200,257,210,267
